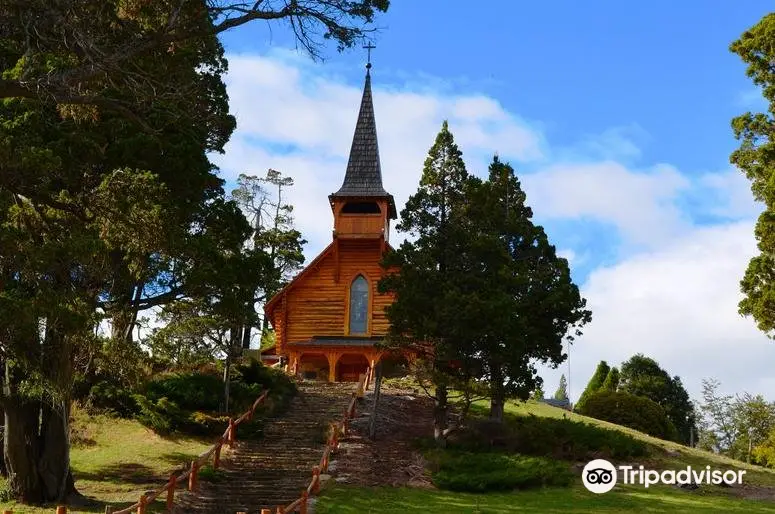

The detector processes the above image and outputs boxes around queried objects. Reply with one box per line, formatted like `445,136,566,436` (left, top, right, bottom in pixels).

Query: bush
86,382,139,417
577,390,678,441
446,413,648,461
133,395,187,435
426,450,572,492
144,372,224,412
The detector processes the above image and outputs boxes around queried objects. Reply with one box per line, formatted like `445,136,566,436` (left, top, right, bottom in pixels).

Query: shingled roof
330,68,397,219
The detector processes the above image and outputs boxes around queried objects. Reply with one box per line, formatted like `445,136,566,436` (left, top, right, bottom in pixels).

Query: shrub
577,390,678,441
86,381,139,417
144,372,224,412
426,450,572,492
133,395,187,435
446,413,648,461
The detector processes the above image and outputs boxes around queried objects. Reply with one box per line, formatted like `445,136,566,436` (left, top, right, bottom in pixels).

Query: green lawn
1,409,212,513
317,483,775,513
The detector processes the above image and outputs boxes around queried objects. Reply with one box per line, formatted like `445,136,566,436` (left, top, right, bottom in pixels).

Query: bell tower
329,60,396,243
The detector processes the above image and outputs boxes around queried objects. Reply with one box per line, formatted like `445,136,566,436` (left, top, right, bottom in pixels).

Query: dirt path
327,384,436,488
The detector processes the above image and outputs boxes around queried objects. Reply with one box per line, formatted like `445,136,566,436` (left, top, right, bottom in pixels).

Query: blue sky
210,2,775,402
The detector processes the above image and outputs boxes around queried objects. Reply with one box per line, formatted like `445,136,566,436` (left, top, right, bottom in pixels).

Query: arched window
349,275,369,335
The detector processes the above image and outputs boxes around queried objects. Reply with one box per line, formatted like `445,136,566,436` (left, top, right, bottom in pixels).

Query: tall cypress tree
380,121,477,444
554,374,569,401
468,156,591,421
575,361,611,412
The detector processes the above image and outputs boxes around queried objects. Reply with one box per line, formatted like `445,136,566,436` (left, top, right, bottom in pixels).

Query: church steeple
329,63,397,220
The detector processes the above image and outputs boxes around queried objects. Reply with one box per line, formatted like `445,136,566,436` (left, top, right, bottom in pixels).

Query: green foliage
730,13,775,336
132,395,185,435
577,390,679,441
530,384,544,401
553,374,568,402
700,378,775,462
619,354,696,444
85,382,139,418
601,367,620,392
426,450,572,492
574,361,610,412
446,412,648,461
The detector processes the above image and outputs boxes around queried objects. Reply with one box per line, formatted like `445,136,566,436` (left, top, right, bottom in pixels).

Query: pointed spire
330,63,396,218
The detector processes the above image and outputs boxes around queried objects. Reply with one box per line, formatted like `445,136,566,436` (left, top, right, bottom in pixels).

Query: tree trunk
241,324,251,350
38,402,75,502
433,383,449,447
3,368,75,504
489,359,505,423
223,352,231,414
4,397,43,503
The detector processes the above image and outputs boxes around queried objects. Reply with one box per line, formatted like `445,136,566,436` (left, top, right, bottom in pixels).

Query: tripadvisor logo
582,459,746,494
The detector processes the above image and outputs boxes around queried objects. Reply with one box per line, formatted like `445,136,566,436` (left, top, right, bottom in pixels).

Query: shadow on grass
76,462,166,485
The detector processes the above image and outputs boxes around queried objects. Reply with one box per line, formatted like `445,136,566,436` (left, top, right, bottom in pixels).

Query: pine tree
575,361,610,412
379,121,478,444
467,156,591,421
554,374,569,401
601,367,620,392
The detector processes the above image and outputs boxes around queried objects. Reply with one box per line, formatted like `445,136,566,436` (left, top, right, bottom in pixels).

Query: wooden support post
228,418,235,447
275,507,284,514
166,473,176,511
136,494,147,514
214,443,222,469
369,361,383,440
312,466,321,494
300,490,309,514
188,461,199,491
56,507,67,514
260,510,271,514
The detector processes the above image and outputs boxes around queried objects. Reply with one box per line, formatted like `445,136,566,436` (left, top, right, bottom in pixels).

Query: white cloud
214,51,775,402
215,52,545,257
540,221,775,403
522,161,692,248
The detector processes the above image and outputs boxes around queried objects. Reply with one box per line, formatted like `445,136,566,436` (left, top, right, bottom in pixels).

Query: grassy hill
0,406,212,513
316,396,775,513
3,391,775,513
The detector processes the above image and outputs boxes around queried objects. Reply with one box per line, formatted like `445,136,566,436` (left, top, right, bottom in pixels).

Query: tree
697,378,736,453
618,354,696,445
531,384,545,401
729,14,775,335
601,367,620,392
467,156,590,421
554,374,569,402
574,361,610,413
0,1,390,122
0,1,388,504
379,121,479,444
231,170,306,348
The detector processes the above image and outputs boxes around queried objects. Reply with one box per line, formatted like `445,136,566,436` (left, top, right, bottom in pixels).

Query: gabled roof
330,68,397,219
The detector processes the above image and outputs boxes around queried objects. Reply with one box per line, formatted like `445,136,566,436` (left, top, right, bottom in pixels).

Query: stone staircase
173,381,356,514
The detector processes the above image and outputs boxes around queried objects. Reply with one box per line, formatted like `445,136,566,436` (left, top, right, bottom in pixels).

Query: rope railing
236,368,370,514
5,389,271,514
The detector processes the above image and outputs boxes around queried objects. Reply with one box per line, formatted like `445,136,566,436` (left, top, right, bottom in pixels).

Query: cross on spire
364,43,375,69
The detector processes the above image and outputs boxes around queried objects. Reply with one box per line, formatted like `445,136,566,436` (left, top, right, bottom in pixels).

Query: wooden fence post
136,494,147,514
56,507,67,514
4,510,13,514
214,442,222,469
261,510,272,514
312,465,321,494
188,461,199,491
166,473,176,511
275,507,284,514
300,490,309,514
228,418,235,447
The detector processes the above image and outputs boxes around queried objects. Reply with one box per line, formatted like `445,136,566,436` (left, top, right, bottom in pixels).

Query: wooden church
263,63,405,382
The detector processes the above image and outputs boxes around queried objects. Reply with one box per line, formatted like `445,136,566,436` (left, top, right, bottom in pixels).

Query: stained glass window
349,275,369,334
